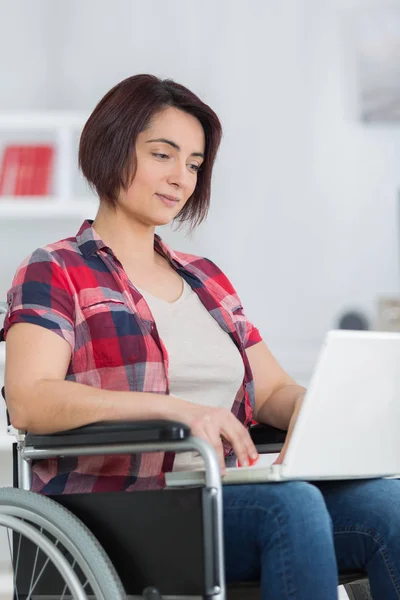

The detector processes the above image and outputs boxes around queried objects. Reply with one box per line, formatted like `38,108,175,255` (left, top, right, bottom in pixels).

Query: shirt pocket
78,290,145,367
80,291,127,330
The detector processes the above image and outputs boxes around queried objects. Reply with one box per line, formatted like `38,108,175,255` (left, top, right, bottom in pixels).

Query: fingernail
242,459,249,467
251,451,258,459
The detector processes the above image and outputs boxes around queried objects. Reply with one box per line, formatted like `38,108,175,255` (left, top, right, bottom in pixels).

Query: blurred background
0,1,399,595
1,0,400,383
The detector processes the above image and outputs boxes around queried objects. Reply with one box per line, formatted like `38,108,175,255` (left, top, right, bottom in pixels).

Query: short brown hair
79,74,222,228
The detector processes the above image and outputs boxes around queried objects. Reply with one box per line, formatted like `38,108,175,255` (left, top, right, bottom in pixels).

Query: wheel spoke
26,539,59,600
27,526,42,597
0,489,125,599
7,527,20,600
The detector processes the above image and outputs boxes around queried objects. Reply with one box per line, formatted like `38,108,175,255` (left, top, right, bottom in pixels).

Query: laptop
166,330,400,487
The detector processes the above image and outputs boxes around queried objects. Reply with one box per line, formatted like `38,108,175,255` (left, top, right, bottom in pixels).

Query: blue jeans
223,478,400,599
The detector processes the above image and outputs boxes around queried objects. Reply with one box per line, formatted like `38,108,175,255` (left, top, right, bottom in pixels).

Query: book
14,146,32,195
0,146,20,195
165,453,280,487
0,144,54,196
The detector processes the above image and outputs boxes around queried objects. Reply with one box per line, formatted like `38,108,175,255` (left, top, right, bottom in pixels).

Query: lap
222,479,400,593
316,478,400,579
316,478,400,531
222,478,400,543
223,480,332,537
223,479,325,510
223,477,400,519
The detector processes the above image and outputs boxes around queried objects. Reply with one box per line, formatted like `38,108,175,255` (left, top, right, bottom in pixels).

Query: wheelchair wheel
0,487,125,599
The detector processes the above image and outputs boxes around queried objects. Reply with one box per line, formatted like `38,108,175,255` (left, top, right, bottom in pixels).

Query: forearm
254,383,306,431
9,378,184,434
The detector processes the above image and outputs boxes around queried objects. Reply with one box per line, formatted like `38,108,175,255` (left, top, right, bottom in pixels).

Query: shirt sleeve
203,258,262,349
3,248,75,351
229,301,263,349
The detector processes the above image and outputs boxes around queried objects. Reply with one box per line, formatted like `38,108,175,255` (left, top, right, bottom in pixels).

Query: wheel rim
0,489,125,600
0,506,106,599
0,514,88,600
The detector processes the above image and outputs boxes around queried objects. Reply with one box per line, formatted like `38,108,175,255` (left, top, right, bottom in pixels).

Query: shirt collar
76,220,107,258
76,219,184,267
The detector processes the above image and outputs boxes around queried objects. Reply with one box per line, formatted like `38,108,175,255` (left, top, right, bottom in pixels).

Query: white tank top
136,278,245,471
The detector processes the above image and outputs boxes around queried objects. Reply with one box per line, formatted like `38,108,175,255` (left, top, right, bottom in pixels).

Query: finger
221,422,253,468
192,422,226,474
225,416,259,464
236,421,259,461
242,429,259,461
203,422,227,474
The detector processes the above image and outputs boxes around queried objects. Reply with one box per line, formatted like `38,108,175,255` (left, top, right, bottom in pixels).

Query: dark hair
79,74,222,228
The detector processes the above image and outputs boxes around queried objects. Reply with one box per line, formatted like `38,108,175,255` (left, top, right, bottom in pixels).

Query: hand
176,400,259,474
274,394,305,465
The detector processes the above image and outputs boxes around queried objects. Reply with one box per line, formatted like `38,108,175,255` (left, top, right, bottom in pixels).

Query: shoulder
11,235,78,287
38,235,79,267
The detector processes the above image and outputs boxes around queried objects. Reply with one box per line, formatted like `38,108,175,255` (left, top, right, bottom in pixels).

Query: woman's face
117,106,205,226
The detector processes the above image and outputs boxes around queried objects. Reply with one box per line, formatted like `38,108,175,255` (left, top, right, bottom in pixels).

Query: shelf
0,197,97,219
0,111,87,130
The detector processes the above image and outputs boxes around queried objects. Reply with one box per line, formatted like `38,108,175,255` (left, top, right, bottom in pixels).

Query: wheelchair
0,303,371,599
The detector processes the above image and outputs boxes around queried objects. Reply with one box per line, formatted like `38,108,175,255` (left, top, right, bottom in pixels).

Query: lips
156,194,180,207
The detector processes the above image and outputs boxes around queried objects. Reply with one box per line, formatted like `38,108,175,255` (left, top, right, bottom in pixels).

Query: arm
5,322,187,434
3,250,167,433
5,323,258,471
247,340,306,430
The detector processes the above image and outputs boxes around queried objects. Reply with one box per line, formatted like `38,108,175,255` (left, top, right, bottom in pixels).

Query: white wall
1,0,400,380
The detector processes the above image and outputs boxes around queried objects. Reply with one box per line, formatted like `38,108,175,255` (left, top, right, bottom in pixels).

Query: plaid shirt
4,220,262,494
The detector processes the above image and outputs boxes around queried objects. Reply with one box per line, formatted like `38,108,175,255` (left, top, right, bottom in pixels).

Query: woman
3,74,400,599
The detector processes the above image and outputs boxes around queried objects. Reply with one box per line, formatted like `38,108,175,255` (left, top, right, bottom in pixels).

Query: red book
14,146,34,196
31,145,54,195
0,146,20,195
0,144,54,197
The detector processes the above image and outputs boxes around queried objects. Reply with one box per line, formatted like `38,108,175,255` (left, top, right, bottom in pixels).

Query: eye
188,163,201,173
152,152,169,160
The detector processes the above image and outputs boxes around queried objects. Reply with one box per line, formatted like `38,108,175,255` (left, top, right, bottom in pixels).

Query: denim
223,478,400,599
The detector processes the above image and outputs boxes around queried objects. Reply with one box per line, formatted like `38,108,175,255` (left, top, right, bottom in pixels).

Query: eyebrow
146,138,204,159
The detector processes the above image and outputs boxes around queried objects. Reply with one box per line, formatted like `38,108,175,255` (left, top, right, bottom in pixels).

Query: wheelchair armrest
24,420,190,449
250,423,287,453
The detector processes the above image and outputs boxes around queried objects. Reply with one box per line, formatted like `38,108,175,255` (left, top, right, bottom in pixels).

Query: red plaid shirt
4,220,262,494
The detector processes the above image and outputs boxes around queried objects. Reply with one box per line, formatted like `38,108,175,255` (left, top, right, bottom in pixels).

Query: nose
166,159,190,189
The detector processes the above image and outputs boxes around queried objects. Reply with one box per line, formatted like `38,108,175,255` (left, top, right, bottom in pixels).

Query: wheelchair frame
13,420,227,599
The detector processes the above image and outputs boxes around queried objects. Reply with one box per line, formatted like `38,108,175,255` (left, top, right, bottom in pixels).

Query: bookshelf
0,110,97,215
0,197,97,219
0,112,97,474
0,110,98,315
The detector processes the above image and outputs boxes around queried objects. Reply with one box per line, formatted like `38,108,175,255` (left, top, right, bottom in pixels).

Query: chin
150,212,177,227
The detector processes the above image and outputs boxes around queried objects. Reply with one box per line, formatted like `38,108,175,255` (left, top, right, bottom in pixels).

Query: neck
92,202,157,267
